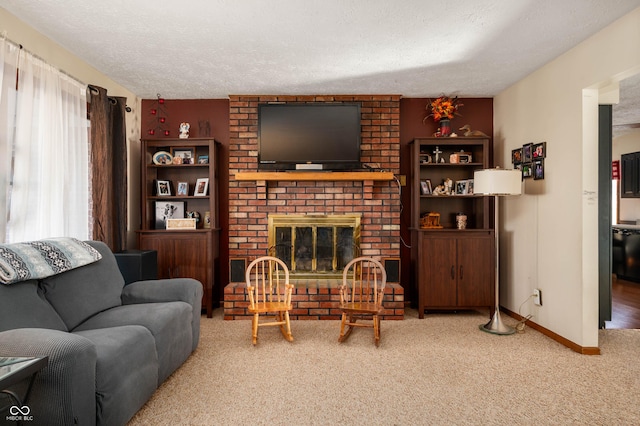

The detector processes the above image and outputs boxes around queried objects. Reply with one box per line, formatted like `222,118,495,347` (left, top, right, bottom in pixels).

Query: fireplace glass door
269,214,361,278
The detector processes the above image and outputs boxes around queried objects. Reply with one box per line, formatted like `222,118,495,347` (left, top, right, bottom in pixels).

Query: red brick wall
228,95,401,261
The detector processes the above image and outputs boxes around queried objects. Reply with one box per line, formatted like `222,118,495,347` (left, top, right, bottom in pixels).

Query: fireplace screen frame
268,214,361,277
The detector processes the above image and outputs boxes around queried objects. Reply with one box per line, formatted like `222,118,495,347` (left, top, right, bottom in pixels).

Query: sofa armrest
121,278,203,350
0,328,97,426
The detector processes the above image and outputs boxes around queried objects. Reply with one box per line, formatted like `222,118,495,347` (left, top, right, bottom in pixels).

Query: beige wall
494,7,640,348
0,8,142,248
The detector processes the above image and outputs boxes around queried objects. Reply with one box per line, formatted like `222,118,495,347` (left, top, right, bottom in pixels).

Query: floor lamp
474,168,522,335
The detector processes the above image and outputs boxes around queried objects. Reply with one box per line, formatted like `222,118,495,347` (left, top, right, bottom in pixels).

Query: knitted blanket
0,238,102,285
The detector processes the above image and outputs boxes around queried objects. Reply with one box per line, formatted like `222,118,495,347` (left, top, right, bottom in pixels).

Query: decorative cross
433,146,442,163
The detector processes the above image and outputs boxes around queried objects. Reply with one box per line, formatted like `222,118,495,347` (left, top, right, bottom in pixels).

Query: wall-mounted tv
258,103,361,171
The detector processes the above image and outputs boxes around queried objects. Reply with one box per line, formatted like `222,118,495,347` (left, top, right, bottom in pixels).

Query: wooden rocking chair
338,257,387,346
245,256,294,345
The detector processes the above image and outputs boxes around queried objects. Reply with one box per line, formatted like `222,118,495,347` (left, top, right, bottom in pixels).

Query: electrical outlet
533,289,542,306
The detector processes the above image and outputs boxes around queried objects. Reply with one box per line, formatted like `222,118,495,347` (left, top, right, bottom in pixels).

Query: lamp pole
479,193,516,335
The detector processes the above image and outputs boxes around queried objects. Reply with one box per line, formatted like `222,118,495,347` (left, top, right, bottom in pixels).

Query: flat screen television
258,103,361,171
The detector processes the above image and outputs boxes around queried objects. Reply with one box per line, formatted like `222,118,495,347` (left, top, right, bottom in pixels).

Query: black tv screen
258,103,361,171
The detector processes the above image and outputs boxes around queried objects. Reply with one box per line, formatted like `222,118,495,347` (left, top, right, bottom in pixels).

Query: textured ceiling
1,0,640,132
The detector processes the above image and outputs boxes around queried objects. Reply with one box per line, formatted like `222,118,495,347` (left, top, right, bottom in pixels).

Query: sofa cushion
74,326,158,426
73,301,193,384
0,279,68,332
40,241,125,330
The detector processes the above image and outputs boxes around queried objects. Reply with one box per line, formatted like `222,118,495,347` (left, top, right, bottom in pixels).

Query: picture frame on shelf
176,181,189,196
522,143,533,163
450,152,472,164
512,148,523,164
197,155,209,164
532,142,546,159
171,147,195,164
522,163,533,179
533,159,545,180
455,179,473,195
420,179,432,195
194,178,209,196
152,151,173,165
458,153,472,163
156,180,171,196
155,201,185,229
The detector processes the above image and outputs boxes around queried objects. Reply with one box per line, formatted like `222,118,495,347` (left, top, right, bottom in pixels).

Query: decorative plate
153,151,173,165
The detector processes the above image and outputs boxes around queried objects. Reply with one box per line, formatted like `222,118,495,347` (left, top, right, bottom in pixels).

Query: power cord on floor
515,294,535,333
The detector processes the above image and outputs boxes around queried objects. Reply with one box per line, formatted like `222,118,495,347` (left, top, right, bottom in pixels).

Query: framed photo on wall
522,143,533,163
533,159,545,180
522,163,533,179
532,142,546,159
512,148,523,164
194,178,209,196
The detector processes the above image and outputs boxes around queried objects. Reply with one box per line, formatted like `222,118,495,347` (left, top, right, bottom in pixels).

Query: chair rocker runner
245,256,294,345
338,257,387,346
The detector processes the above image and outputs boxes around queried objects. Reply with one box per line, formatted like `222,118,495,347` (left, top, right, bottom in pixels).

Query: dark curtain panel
110,96,128,252
89,85,127,252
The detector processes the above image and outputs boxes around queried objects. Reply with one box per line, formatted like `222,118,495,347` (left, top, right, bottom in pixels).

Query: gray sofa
0,240,203,426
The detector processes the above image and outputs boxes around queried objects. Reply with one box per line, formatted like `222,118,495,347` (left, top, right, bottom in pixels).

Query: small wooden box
166,218,197,229
420,212,443,229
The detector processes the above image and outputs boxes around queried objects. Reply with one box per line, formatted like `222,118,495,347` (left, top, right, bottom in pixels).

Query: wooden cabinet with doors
409,137,495,318
138,138,220,317
418,231,494,317
621,151,640,198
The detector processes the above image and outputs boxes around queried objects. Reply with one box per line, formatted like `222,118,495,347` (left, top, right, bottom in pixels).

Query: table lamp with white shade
473,168,522,335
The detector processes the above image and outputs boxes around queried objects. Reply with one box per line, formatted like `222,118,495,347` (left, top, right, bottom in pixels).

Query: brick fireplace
225,95,403,320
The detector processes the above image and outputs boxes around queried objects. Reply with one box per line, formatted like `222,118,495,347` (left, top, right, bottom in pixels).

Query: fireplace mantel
234,171,394,181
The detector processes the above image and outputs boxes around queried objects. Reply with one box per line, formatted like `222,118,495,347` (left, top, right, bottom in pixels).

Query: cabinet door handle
451,266,455,280
459,265,463,280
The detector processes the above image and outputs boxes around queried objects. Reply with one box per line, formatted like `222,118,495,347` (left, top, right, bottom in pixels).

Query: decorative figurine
179,122,190,139
186,211,201,227
443,178,453,195
432,184,446,195
433,146,443,163
459,124,489,137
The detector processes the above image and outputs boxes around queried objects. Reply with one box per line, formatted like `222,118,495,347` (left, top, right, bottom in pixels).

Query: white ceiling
1,0,640,131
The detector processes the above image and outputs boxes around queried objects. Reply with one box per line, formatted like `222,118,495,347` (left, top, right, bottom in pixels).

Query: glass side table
0,356,49,420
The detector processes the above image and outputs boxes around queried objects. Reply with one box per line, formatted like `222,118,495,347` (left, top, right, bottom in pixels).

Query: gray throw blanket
0,237,102,285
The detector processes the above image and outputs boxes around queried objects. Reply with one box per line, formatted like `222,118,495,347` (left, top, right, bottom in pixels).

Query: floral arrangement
424,95,463,123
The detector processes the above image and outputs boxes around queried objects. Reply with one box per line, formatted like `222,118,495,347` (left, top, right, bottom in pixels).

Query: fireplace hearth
268,214,361,278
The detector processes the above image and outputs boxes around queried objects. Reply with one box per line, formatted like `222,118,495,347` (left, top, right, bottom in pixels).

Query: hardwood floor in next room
606,276,640,329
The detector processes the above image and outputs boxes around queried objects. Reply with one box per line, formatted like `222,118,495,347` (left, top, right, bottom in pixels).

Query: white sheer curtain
0,38,89,242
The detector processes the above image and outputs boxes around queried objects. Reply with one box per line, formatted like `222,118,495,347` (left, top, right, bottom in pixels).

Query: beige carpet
128,309,640,425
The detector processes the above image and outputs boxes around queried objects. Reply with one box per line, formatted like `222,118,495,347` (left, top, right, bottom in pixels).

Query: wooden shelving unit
137,137,220,318
409,137,495,318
